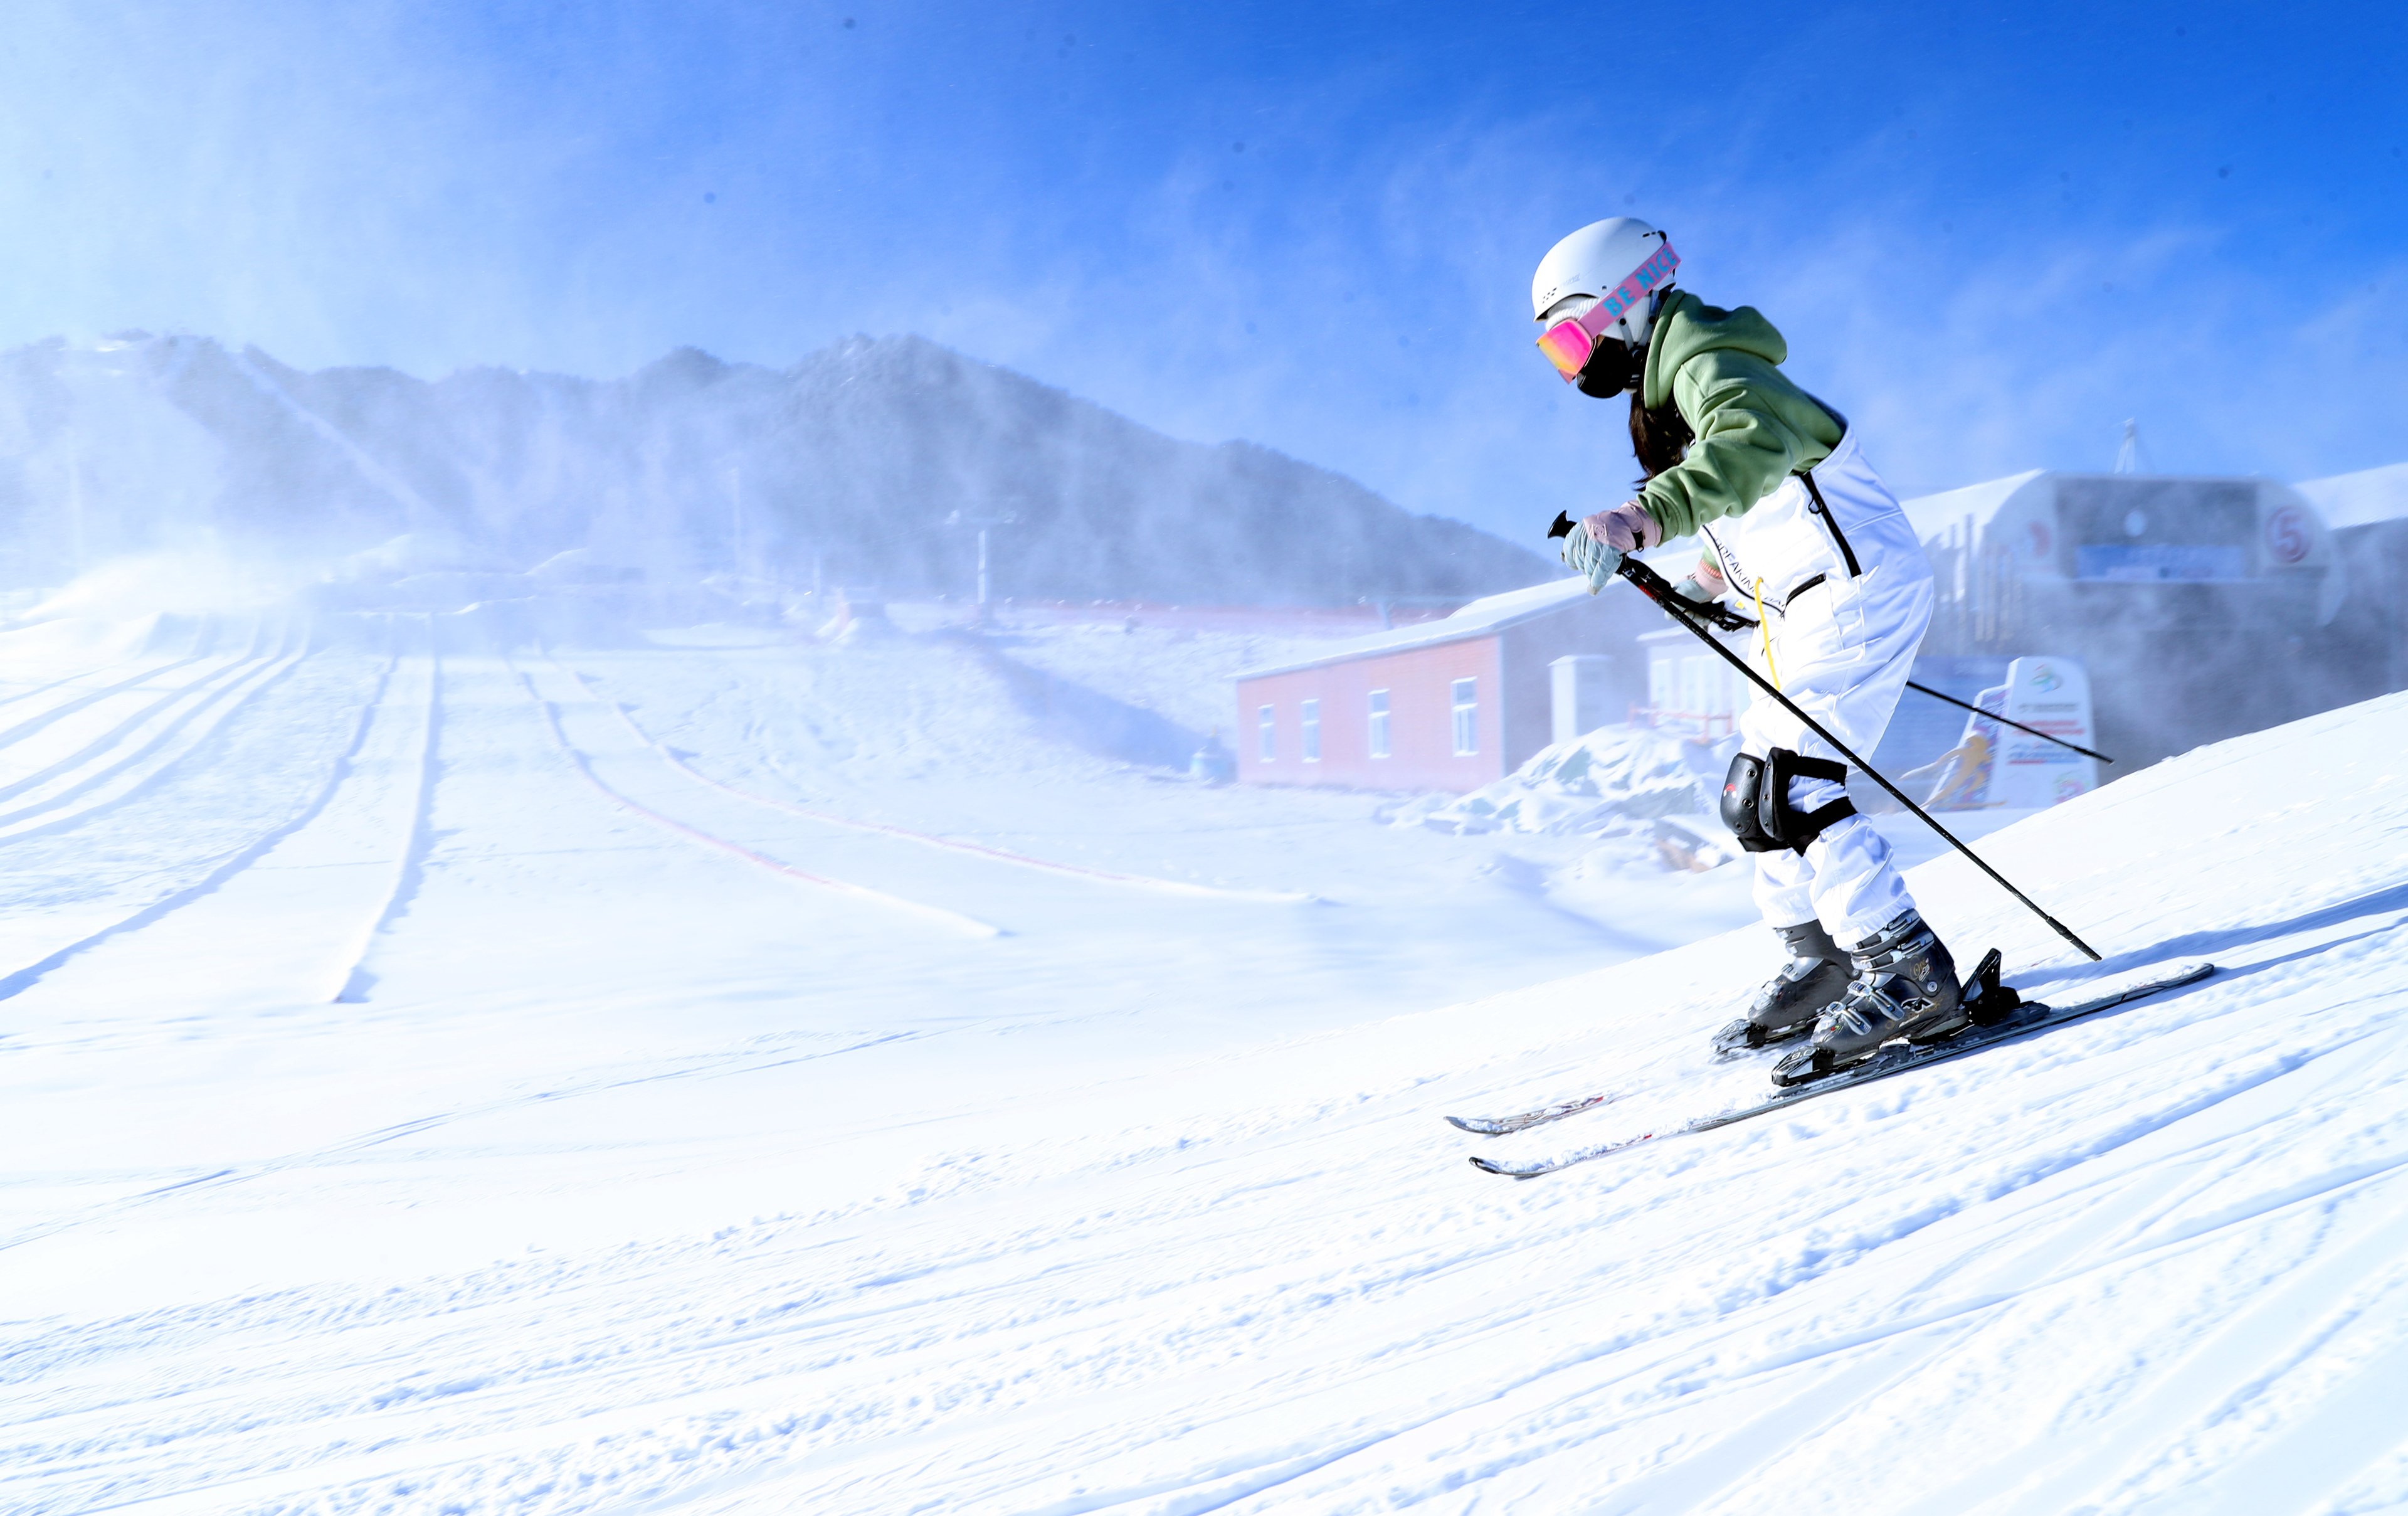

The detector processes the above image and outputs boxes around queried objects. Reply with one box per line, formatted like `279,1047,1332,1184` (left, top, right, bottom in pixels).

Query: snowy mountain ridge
0,332,1549,605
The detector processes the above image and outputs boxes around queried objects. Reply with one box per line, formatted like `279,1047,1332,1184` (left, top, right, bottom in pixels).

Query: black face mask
1576,337,1637,398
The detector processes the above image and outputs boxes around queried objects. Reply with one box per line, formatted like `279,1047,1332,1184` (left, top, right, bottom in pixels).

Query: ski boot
1711,920,1854,1056
1770,910,1963,1086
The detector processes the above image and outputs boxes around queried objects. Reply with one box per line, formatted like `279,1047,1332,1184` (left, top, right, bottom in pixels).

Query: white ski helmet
1530,216,1679,348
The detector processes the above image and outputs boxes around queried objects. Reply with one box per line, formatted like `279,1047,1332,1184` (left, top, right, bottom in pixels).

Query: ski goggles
1534,240,1680,381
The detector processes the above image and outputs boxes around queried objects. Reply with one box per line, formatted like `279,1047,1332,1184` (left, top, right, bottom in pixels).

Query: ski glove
1679,556,1729,603
1582,501,1661,554
1560,522,1622,593
1563,501,1661,594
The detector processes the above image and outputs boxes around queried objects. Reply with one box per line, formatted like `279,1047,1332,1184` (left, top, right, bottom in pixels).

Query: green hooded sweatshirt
1635,290,1845,541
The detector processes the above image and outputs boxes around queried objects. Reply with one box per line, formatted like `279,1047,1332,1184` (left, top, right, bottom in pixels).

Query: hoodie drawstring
1753,577,1780,689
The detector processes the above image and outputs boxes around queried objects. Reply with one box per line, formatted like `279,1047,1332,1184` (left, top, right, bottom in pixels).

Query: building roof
1899,469,2046,541
2293,460,2408,529
1236,458,2405,686
1897,467,2384,543
1233,575,1595,680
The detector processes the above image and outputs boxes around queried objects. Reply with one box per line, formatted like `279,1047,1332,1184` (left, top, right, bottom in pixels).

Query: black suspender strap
1798,471,1862,578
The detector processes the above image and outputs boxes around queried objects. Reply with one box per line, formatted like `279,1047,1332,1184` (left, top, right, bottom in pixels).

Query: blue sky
4,1,2405,543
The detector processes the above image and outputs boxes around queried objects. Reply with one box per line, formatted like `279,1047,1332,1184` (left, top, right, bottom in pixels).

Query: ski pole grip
1619,554,1675,604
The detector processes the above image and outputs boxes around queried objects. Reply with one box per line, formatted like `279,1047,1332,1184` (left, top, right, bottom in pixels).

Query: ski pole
1596,573,2112,765
1579,538,2101,963
1905,681,2113,765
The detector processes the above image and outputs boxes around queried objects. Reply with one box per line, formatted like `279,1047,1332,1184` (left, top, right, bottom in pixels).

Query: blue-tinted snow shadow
2049,877,2408,993
946,632,1201,770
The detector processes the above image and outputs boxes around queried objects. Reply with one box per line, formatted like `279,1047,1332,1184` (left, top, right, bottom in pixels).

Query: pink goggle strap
1533,239,1681,381
1593,239,1679,328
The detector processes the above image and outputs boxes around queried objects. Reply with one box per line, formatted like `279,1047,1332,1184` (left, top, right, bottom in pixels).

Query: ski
1469,960,2215,1180
1446,950,2010,1137
1708,1016,1817,1059
1445,1091,1615,1136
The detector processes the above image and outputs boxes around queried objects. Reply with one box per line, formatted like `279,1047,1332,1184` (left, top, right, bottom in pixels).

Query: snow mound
1393,724,1707,835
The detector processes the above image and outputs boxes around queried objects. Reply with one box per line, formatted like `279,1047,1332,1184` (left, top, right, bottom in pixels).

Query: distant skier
1528,216,1960,1068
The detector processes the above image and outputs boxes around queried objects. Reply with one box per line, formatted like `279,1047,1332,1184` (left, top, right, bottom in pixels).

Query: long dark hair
1629,389,1692,483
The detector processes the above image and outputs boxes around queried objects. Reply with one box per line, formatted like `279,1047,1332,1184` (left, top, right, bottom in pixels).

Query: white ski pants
1706,433,1935,946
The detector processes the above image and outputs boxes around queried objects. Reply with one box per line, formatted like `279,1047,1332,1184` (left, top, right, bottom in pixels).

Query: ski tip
2076,959,2217,996
1445,1115,1481,1133
1469,1155,1546,1180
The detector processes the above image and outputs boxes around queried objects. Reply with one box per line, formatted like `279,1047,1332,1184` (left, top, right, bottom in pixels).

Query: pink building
1233,578,1649,792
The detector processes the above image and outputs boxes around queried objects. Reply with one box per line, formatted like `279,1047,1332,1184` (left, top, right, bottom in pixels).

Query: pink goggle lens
1535,319,1596,380
1533,237,1681,382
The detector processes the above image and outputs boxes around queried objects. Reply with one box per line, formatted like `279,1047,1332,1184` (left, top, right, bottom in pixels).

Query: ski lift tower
944,507,1018,623
2113,418,2150,475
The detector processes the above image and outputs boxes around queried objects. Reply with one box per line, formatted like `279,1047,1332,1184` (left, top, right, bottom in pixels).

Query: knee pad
1720,753,1777,852
1721,748,1857,854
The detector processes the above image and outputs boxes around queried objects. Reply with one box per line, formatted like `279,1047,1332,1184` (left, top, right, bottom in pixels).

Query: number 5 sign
2264,505,2311,565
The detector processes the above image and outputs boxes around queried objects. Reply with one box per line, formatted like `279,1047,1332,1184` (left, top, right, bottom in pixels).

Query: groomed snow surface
4,608,2406,1515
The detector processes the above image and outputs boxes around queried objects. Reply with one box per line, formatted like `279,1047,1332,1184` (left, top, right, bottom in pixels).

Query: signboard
1922,655,2098,810
2074,544,2247,583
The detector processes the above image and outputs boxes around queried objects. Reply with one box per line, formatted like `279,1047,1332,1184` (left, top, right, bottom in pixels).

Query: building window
1257,703,1276,762
1451,677,1477,756
1301,699,1321,761
1368,689,1391,758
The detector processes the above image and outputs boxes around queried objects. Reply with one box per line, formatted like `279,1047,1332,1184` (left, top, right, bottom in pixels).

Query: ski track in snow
330,622,445,1005
512,657,1006,939
0,623,2404,1514
549,650,1314,904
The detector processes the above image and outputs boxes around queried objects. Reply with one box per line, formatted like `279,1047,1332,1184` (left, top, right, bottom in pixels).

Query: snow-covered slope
3,614,2406,1515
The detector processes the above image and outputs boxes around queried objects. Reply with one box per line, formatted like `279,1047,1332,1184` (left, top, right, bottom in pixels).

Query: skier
1529,216,1962,1069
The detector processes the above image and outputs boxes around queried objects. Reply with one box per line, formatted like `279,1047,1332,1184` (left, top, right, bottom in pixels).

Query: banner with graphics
1920,655,2097,810
1988,655,2099,807
1921,685,2005,810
